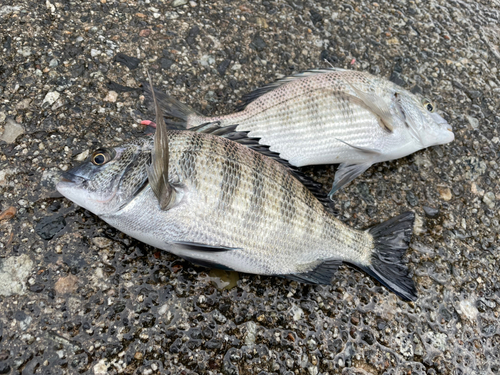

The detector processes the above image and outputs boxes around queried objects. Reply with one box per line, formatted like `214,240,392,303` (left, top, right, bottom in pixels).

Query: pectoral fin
335,138,381,155
344,81,394,132
146,72,175,210
328,162,374,198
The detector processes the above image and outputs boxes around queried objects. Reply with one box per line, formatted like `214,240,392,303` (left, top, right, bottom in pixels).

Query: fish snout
59,171,85,185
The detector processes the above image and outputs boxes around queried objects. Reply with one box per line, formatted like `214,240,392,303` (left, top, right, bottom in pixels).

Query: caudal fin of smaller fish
143,84,199,130
358,212,417,301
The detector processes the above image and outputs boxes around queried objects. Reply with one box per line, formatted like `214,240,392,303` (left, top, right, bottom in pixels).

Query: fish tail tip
361,211,418,301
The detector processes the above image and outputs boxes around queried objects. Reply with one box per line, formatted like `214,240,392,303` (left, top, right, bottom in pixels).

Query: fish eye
423,99,435,113
91,149,113,166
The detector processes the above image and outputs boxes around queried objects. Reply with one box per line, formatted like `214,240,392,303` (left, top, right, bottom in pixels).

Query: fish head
56,139,151,216
395,91,454,147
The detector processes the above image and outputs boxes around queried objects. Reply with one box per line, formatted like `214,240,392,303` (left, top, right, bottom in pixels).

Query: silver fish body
57,130,417,300
153,68,454,196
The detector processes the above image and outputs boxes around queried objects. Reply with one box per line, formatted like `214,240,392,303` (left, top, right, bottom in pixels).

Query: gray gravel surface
1,0,499,374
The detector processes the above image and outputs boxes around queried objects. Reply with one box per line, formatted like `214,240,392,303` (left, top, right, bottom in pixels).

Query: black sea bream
57,84,418,301
150,68,454,196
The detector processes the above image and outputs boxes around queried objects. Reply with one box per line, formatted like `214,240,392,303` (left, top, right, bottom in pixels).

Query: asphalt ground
0,0,499,374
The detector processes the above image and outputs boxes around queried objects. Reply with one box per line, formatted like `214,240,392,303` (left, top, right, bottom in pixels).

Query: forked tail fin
143,84,200,130
358,211,417,301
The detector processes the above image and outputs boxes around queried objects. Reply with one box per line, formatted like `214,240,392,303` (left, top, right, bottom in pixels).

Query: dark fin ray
281,260,342,284
235,68,342,111
179,255,235,271
146,73,175,210
328,162,373,198
172,241,239,252
223,130,334,212
356,212,417,301
142,83,199,130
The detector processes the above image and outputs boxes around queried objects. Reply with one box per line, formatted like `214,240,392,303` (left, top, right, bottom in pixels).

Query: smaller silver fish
148,68,454,197
56,79,418,301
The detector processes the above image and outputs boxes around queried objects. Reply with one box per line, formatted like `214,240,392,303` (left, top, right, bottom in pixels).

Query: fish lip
58,171,85,185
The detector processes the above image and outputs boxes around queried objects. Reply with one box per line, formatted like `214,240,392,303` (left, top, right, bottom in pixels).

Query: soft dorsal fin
146,73,175,210
235,68,343,111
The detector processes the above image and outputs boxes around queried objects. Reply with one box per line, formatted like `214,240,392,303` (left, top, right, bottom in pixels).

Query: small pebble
172,0,188,6
92,237,113,249
423,206,439,218
54,275,79,294
0,118,24,144
104,91,118,102
0,206,16,220
43,91,60,106
483,192,495,209
438,187,452,201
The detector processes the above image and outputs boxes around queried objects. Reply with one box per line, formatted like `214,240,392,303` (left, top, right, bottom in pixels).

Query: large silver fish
150,68,454,197
57,82,418,301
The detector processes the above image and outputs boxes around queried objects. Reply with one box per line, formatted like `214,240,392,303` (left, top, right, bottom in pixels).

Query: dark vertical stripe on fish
280,172,296,225
246,151,266,229
180,132,200,186
217,141,241,211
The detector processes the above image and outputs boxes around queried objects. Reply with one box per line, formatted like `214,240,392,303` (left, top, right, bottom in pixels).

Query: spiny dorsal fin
146,72,174,210
142,83,198,130
235,68,346,112
198,125,335,213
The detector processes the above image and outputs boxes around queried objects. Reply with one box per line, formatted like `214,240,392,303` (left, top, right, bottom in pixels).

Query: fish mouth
59,171,86,185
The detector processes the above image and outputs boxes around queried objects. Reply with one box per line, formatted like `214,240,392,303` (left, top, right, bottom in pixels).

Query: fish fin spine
146,73,175,210
283,259,342,284
356,211,417,301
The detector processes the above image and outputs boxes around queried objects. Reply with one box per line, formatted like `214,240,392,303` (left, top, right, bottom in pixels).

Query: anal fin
282,259,342,285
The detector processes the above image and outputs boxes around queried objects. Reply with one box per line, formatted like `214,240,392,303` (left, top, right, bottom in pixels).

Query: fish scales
58,106,418,300
188,71,387,166
103,132,371,274
150,68,453,196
